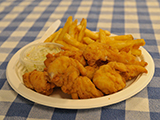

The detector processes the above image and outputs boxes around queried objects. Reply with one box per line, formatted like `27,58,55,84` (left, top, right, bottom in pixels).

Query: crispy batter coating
44,50,86,68
83,42,118,66
93,61,148,95
83,42,147,67
121,64,148,81
71,76,104,99
23,40,148,99
44,53,55,68
93,62,126,95
85,66,98,79
23,70,55,95
61,66,80,94
107,62,148,81
47,56,86,87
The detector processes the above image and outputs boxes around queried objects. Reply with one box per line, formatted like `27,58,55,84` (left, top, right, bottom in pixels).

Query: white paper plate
6,39,155,109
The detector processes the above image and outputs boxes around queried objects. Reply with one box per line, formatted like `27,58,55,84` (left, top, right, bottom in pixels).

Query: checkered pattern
0,0,160,120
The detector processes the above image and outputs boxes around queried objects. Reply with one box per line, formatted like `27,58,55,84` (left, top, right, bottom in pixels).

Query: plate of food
6,16,155,109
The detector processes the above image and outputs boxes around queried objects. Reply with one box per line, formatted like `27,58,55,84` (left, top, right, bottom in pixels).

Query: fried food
98,32,145,56
108,51,148,67
54,50,86,66
83,42,147,67
56,16,72,41
99,28,110,43
77,18,87,42
83,42,116,66
110,34,133,41
93,61,148,95
22,16,149,99
121,64,148,81
71,76,104,99
44,16,145,57
82,37,95,45
23,70,55,95
63,33,87,51
47,56,86,87
93,62,126,94
46,56,93,99
44,50,86,67
44,53,55,68
56,40,79,51
77,25,98,40
107,62,148,81
68,19,78,38
44,30,58,42
85,66,98,79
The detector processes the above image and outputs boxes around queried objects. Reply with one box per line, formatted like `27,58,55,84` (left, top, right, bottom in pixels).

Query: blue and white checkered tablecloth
0,0,160,120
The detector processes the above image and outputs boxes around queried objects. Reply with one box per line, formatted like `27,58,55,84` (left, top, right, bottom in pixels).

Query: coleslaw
20,42,62,72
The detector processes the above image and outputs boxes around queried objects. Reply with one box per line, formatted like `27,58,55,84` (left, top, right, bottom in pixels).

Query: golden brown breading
44,50,86,68
85,66,98,79
54,50,86,66
47,56,87,87
23,72,34,89
93,63,126,95
23,70,55,95
60,66,80,94
107,62,147,81
93,61,148,95
71,76,104,99
83,42,147,67
108,51,148,67
121,64,148,81
83,42,118,66
44,53,56,68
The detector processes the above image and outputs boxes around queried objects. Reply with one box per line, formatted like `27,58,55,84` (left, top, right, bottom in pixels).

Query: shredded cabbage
22,43,62,72
27,44,61,62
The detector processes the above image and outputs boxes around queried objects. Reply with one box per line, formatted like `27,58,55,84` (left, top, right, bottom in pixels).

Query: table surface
0,0,160,120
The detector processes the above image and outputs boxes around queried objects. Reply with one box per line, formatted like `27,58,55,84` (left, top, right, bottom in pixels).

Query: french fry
110,34,133,41
63,33,87,50
57,16,72,41
52,28,63,42
56,40,79,51
83,37,95,45
131,48,142,56
78,18,87,42
74,30,79,40
99,29,111,44
77,25,98,40
44,16,145,57
44,31,58,42
111,40,135,51
132,39,145,49
99,29,106,43
104,30,111,36
96,30,111,36
68,19,78,38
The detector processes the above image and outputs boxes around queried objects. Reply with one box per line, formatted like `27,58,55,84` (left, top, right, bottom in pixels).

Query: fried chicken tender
44,53,55,68
47,56,87,88
108,62,148,81
85,66,98,79
93,62,126,95
109,51,147,67
44,50,86,68
93,61,148,95
71,76,104,99
46,55,103,99
121,64,148,81
83,42,147,67
83,42,117,66
23,70,55,95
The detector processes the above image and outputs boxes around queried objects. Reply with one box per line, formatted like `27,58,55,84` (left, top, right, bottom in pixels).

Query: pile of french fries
44,16,145,56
